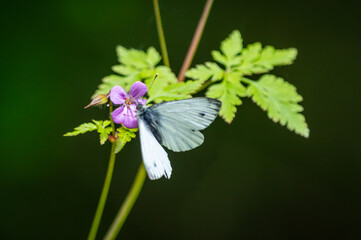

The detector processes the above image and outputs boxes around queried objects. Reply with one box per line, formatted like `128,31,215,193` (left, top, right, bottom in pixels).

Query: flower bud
84,94,108,109
108,132,118,143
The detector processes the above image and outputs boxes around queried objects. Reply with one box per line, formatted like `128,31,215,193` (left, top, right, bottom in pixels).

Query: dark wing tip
205,97,222,111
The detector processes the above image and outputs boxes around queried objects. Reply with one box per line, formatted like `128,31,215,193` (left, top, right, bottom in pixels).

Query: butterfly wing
146,97,222,152
138,119,172,180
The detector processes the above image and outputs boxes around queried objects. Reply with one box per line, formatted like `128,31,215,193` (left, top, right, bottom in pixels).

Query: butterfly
136,97,222,180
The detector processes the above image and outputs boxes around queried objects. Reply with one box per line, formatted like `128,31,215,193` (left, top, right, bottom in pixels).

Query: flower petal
112,105,139,128
123,115,138,128
110,86,127,104
123,107,138,128
129,81,148,99
111,105,126,124
138,98,147,105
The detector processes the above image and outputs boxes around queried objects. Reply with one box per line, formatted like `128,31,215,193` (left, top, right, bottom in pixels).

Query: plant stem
153,0,170,67
102,1,215,238
101,1,170,238
87,103,117,240
103,163,147,240
178,0,214,82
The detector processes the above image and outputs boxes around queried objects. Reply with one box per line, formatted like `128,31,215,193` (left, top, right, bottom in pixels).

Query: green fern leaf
220,30,243,61
246,75,309,137
92,120,112,145
114,127,138,153
93,46,172,99
148,79,204,103
206,72,246,123
238,43,297,75
63,123,97,136
185,62,224,82
92,74,140,99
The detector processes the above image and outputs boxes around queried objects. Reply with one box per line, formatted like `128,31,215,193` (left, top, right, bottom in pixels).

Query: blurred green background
1,0,360,239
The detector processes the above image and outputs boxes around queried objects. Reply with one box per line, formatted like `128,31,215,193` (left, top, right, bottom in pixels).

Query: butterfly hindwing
138,119,172,180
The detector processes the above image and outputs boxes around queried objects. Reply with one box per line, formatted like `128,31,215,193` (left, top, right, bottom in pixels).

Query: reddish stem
177,0,214,82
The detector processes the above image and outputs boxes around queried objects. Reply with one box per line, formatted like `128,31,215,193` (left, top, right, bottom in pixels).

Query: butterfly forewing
146,97,222,152
150,98,222,130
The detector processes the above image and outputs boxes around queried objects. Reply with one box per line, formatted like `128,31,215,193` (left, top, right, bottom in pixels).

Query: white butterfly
136,97,222,180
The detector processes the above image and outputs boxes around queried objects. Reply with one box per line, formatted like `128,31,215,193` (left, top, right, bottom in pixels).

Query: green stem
101,1,171,238
87,103,117,240
197,79,214,93
153,0,170,67
241,77,254,85
103,163,147,240
178,0,214,82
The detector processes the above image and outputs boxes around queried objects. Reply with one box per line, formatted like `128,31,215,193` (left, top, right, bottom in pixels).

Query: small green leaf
92,74,139,99
246,74,309,137
206,72,246,123
116,46,149,69
63,123,97,136
148,79,204,103
93,46,166,98
64,120,113,144
220,30,243,60
211,50,227,66
238,43,297,75
146,47,161,67
186,62,224,82
145,66,178,101
92,120,112,145
211,30,243,68
115,127,138,153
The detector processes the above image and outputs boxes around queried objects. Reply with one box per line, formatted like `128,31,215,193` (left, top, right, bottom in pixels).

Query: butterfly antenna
148,73,159,92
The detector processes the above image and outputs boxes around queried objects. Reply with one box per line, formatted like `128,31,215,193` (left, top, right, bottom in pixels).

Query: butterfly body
137,97,222,180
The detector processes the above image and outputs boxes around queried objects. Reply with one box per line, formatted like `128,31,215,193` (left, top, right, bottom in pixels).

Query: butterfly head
128,95,145,111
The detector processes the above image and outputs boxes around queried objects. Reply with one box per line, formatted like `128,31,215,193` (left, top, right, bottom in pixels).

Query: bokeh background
1,0,360,239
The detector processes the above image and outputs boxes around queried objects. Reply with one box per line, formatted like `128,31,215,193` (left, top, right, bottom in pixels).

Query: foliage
65,29,309,155
64,120,112,145
186,30,308,137
246,75,309,137
93,120,113,145
115,127,138,153
63,122,97,136
93,46,203,103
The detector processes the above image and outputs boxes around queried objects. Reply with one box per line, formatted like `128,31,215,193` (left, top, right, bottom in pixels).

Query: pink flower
110,81,147,128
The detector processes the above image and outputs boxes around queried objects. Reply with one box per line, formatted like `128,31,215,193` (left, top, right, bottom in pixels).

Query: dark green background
1,0,360,239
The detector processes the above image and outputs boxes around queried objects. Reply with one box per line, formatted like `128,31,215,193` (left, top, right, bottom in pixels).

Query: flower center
125,98,132,105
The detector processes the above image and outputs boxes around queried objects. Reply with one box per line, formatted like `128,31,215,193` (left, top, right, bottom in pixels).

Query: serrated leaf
145,66,178,102
238,43,297,75
147,79,204,103
211,50,228,66
186,62,224,82
146,47,161,67
114,127,138,153
92,74,140,99
246,75,309,137
116,46,149,69
92,120,112,145
220,30,243,60
93,46,166,98
211,30,243,68
63,123,97,136
206,72,246,123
